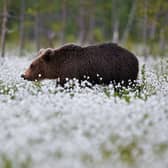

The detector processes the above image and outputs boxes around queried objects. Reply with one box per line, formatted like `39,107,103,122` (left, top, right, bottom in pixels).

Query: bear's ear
38,48,45,55
43,49,54,62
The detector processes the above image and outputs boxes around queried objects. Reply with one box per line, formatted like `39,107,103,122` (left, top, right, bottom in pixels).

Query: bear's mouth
21,74,37,81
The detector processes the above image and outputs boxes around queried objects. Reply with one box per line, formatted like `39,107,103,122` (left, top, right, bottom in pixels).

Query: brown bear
21,43,139,86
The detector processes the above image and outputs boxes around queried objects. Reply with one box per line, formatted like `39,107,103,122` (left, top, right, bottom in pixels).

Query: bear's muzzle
21,74,25,79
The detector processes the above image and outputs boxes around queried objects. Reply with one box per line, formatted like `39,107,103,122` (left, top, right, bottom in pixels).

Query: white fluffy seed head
57,78,60,82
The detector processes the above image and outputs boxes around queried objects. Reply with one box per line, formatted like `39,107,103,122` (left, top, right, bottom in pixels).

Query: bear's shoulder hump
61,44,82,51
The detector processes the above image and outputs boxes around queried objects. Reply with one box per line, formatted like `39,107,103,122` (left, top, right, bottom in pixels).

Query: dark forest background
0,0,168,57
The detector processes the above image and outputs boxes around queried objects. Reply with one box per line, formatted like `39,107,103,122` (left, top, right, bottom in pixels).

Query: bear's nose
21,74,25,79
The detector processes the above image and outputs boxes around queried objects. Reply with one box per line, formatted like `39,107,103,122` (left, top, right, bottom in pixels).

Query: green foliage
0,80,18,99
118,141,143,165
101,63,158,103
93,28,105,42
0,154,32,168
100,135,143,165
153,143,168,155
1,155,12,168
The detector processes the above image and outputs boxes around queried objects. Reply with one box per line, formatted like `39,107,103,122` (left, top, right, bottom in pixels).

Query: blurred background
0,0,168,57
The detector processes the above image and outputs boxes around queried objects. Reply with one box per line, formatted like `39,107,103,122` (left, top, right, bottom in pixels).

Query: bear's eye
30,64,34,69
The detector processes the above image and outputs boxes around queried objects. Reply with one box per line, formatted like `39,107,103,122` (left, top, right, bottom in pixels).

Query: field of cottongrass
0,53,168,168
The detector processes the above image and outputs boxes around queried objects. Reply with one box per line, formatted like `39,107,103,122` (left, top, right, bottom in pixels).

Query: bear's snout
21,74,25,79
21,73,37,81
21,74,30,80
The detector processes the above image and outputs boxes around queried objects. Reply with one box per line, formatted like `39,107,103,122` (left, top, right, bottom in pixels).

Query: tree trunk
112,0,119,43
60,0,67,45
121,0,137,44
34,13,40,51
143,0,148,58
78,0,86,44
159,28,165,56
148,18,156,55
87,0,96,44
149,20,156,40
19,0,25,56
46,30,55,48
1,0,8,57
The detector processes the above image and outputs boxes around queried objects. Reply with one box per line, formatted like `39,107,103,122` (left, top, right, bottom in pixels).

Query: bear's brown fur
21,43,139,86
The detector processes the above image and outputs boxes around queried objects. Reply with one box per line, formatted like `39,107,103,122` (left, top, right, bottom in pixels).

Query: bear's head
21,48,56,81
